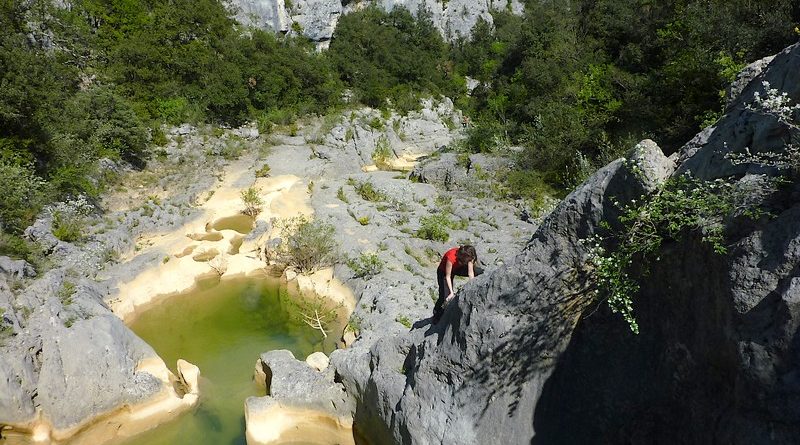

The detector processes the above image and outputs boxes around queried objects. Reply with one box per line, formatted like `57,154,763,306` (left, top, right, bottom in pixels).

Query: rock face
330,140,674,443
228,0,523,46
535,41,800,445
0,267,174,436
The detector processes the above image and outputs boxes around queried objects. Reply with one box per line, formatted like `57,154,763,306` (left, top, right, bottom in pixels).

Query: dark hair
456,245,477,266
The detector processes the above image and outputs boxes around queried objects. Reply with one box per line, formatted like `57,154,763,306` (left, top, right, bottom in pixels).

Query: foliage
267,216,339,274
395,314,412,328
586,173,777,333
50,196,93,243
451,2,800,190
372,135,393,169
240,187,263,218
255,163,271,178
346,251,385,279
336,187,349,203
353,181,387,202
0,162,46,233
415,213,458,242
328,6,461,111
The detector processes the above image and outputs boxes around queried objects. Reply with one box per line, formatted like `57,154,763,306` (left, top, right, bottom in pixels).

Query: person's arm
445,260,455,301
467,261,475,279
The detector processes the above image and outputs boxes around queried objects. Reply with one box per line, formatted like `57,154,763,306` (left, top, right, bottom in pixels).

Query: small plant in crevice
337,187,349,203
58,281,77,306
255,163,271,178
346,313,363,335
346,251,385,279
585,173,778,334
353,180,387,202
240,186,263,218
396,314,412,328
372,135,394,169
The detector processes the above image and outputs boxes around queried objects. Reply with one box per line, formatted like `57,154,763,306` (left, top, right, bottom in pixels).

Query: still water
124,276,341,445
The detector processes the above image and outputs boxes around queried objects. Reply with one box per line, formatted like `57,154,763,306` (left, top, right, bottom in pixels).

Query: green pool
124,276,342,445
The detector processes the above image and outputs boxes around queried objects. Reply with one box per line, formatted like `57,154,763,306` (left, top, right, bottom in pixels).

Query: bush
372,135,393,169
415,214,453,242
50,196,93,243
255,163,271,178
0,162,46,233
240,187,263,218
347,251,385,279
354,181,386,202
268,216,339,274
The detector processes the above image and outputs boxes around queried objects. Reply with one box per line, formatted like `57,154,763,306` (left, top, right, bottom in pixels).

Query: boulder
0,256,36,279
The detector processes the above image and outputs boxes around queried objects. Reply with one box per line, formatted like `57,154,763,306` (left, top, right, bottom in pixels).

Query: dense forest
1,0,798,257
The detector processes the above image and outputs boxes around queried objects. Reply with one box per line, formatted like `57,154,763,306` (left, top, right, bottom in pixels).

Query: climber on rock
433,245,483,323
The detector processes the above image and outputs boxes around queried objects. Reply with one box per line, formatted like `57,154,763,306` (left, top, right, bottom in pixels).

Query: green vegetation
240,187,263,218
396,315,412,328
372,135,393,169
346,252,385,279
353,181,387,202
255,164,271,178
267,216,339,274
415,213,467,243
587,174,776,333
336,187,349,203
1,0,797,259
328,6,462,111
58,281,77,306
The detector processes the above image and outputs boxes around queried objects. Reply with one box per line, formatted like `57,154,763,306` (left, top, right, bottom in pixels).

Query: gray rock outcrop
329,140,674,444
534,40,800,445
228,0,524,46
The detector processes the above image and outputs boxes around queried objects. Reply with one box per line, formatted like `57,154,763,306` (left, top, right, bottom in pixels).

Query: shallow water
212,214,254,234
123,276,341,445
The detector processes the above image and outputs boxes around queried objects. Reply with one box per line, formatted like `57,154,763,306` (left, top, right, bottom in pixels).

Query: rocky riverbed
0,97,534,444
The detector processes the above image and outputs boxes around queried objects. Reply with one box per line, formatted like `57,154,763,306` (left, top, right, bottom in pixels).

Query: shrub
337,187,349,203
255,163,271,178
586,173,777,334
268,216,339,274
240,187,264,218
415,214,453,242
347,251,385,279
357,215,370,225
0,162,46,233
354,181,386,202
51,196,93,243
372,135,393,169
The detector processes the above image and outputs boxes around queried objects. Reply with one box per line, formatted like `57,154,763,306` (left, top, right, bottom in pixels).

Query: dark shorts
433,265,484,321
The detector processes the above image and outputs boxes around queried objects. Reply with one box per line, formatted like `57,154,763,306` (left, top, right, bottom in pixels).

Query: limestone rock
676,42,800,180
726,54,775,109
229,0,524,44
332,140,675,443
0,256,36,279
305,351,330,371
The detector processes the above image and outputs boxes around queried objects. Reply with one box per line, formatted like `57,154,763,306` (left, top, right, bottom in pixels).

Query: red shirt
438,247,461,271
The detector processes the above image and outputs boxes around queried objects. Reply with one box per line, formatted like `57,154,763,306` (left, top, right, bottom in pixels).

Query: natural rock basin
121,276,343,445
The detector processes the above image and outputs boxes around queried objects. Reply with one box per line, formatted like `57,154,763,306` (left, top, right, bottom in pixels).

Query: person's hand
445,292,454,303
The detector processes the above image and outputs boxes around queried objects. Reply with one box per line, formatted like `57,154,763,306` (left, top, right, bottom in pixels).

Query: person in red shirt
433,245,483,323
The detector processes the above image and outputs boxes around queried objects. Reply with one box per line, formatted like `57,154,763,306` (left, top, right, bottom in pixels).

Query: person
432,245,483,323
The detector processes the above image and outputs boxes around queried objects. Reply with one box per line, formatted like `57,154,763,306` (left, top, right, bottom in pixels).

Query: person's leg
433,269,447,322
